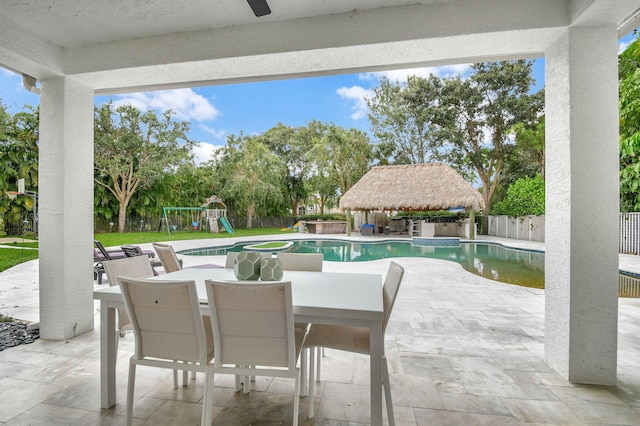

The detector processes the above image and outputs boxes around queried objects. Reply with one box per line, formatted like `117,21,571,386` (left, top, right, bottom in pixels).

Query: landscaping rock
0,318,39,351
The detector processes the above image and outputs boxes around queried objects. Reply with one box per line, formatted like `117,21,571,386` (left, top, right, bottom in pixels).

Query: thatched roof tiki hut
339,163,485,238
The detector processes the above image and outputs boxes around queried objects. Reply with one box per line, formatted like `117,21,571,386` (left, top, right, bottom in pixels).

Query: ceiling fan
247,0,271,17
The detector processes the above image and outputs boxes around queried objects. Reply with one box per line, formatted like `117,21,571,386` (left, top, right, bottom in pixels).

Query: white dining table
93,267,385,426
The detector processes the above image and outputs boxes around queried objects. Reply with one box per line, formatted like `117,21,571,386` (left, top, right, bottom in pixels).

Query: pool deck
1,234,639,424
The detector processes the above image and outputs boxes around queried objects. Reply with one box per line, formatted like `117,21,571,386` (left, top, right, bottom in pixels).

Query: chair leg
203,369,215,426
234,373,242,392
300,349,308,397
308,347,316,418
316,347,322,381
238,366,248,394
382,356,395,426
243,373,249,394
293,367,301,426
126,362,136,426
173,366,179,389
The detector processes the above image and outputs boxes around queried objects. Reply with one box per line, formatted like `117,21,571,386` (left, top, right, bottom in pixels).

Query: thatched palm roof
339,163,485,212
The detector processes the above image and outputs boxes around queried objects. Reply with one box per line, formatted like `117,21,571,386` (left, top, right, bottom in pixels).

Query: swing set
159,195,232,234
158,206,205,234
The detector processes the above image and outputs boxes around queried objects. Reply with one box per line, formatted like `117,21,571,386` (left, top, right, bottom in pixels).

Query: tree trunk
246,202,255,229
118,201,127,233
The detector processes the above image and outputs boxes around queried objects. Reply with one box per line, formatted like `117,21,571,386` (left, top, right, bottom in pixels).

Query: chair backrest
94,240,113,260
119,277,211,363
382,261,404,332
103,256,155,286
153,242,182,273
205,280,295,370
225,252,239,268
277,252,323,272
104,257,156,331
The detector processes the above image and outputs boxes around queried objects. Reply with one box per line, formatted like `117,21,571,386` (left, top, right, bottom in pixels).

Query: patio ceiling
1,0,639,94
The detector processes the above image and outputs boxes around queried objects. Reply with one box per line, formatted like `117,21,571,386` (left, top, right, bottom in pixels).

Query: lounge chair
94,240,158,284
121,244,163,272
94,240,128,284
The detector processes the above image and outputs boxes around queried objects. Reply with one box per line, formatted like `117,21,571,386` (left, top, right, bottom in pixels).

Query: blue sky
1,32,636,164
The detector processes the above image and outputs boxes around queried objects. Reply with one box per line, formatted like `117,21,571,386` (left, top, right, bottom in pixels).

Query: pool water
181,240,545,289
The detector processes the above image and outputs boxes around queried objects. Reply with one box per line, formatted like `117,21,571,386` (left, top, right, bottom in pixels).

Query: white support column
38,77,94,340
544,26,619,385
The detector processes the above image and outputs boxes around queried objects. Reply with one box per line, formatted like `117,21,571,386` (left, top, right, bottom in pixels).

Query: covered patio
1,235,640,423
1,0,640,422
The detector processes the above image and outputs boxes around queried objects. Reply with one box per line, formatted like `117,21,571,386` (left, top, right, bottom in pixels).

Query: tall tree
367,75,443,164
312,124,372,197
258,123,312,215
491,114,546,205
510,116,545,179
438,60,543,210
214,133,284,228
94,102,194,232
619,34,640,212
0,102,39,235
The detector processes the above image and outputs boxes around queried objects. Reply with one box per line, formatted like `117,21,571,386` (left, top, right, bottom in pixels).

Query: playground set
159,195,234,235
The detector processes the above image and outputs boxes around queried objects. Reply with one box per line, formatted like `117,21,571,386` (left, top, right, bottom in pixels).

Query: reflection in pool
180,240,545,289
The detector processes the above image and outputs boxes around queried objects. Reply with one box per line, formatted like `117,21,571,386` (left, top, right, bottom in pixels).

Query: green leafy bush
490,175,544,217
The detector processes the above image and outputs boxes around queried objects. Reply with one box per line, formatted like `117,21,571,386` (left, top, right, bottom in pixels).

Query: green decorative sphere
234,251,262,280
260,258,284,281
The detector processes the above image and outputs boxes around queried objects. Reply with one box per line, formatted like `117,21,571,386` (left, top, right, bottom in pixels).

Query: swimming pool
180,239,545,289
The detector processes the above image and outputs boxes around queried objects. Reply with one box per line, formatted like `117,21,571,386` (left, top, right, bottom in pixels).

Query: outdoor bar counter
304,220,347,234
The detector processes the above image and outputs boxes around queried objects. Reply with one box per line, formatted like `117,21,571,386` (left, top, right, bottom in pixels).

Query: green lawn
94,228,289,247
0,228,292,273
0,247,39,271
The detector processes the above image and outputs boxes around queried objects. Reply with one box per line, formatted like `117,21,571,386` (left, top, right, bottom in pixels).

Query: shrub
491,175,545,217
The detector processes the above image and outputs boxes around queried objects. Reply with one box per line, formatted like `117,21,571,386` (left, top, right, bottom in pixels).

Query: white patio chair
152,242,183,273
224,252,240,268
105,256,197,387
103,256,155,337
205,280,308,426
302,261,404,424
276,252,324,394
119,277,215,426
277,252,323,272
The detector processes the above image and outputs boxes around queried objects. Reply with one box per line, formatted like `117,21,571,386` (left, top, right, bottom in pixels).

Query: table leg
370,319,383,426
100,301,117,409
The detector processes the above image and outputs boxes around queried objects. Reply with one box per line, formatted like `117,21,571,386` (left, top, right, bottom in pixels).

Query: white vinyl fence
620,212,640,255
484,213,640,255
485,215,545,242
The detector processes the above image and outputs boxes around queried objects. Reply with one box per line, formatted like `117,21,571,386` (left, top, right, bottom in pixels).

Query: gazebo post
346,208,352,236
469,210,476,240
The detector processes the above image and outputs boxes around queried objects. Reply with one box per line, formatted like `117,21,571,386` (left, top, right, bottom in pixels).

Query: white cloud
200,123,227,141
114,88,220,122
619,40,631,54
2,68,18,78
360,64,471,83
191,141,219,165
336,85,374,120
337,64,471,122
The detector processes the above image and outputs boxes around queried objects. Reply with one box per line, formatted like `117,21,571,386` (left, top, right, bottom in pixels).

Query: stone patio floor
0,234,639,425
